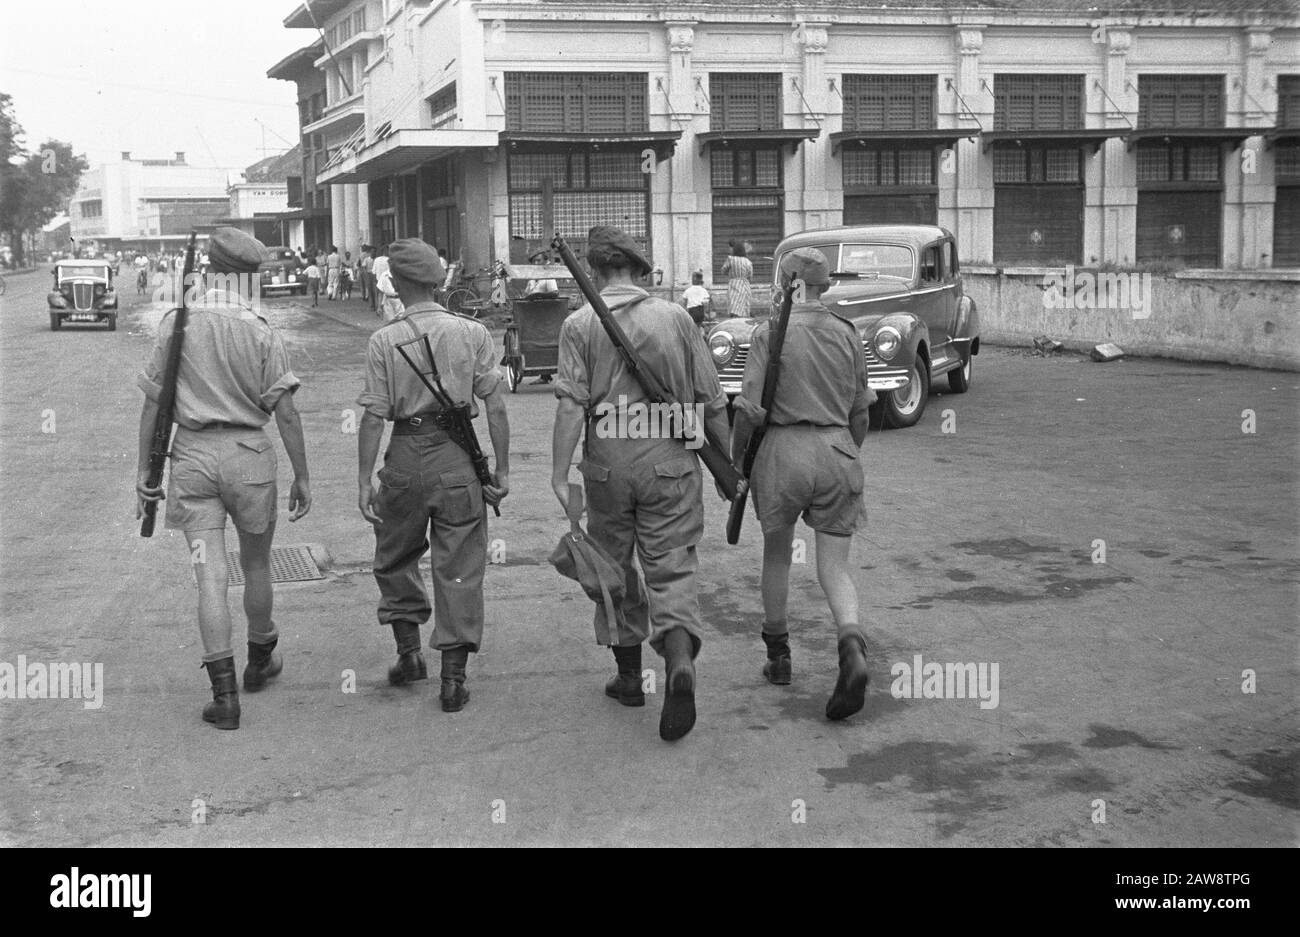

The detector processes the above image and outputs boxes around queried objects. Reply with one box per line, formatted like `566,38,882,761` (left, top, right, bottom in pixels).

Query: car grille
719,339,909,394
72,283,93,311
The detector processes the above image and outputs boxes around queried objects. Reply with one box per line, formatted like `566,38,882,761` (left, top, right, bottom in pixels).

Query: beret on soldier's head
208,227,266,273
585,225,652,276
779,247,831,287
387,238,446,286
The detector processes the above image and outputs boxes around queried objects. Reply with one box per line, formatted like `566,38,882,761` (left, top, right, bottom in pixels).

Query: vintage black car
47,260,119,331
706,224,980,428
259,246,308,296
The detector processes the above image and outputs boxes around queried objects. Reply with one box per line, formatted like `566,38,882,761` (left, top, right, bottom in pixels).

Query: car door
916,243,952,363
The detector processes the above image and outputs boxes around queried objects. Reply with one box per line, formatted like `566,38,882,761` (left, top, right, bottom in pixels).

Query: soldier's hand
135,473,164,519
288,476,312,521
483,471,509,507
359,482,383,526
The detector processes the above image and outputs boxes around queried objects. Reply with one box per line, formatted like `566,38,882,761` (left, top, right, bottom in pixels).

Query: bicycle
442,250,557,319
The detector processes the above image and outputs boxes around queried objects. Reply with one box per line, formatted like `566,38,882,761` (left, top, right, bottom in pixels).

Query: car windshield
58,264,109,279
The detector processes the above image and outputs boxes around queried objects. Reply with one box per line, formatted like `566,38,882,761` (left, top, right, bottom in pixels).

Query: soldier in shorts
135,227,312,730
731,247,875,721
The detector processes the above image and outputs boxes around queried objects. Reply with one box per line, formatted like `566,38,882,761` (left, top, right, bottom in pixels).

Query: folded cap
585,225,652,277
779,247,831,287
208,227,266,273
387,238,446,286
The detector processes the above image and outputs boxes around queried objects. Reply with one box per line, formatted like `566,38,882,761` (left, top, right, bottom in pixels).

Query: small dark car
47,260,119,331
259,246,307,296
706,224,980,428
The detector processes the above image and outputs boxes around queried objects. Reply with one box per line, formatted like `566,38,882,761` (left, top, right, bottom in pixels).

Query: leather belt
392,413,450,436
190,422,258,432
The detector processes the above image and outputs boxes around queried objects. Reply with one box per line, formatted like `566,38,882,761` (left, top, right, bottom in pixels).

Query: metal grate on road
226,545,324,586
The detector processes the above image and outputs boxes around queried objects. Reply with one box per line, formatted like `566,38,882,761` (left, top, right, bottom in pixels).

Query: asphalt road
1,266,1296,846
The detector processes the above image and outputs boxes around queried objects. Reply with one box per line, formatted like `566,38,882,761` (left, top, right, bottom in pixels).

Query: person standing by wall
326,245,341,300
359,245,373,304
721,240,753,320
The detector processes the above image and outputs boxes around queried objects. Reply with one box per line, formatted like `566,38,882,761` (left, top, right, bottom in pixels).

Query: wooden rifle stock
550,233,746,504
140,232,198,537
725,281,795,544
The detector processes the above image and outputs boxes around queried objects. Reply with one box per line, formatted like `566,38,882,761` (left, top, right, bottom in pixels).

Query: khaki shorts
165,427,278,533
752,424,864,535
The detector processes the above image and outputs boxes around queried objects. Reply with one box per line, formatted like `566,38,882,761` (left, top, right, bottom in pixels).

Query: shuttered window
504,73,648,133
710,73,782,131
1138,75,1224,129
841,75,935,131
427,84,456,130
993,146,1083,264
1277,76,1300,127
993,75,1084,131
1275,142,1300,266
711,148,782,189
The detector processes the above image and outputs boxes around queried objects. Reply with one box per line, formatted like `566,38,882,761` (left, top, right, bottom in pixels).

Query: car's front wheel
948,351,972,393
49,313,61,331
883,359,929,428
106,314,117,332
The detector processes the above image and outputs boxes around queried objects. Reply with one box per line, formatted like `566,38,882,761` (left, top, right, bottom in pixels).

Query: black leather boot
761,630,791,686
202,657,240,730
605,644,645,707
825,632,869,721
388,622,427,686
659,628,696,742
440,646,470,712
243,637,282,692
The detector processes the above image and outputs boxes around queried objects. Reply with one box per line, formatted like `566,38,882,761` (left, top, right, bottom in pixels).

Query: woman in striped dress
721,239,753,319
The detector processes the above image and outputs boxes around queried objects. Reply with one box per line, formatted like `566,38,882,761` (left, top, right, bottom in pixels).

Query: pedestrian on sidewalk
681,270,712,330
326,245,341,300
359,245,373,303
550,225,729,743
730,247,874,721
305,259,321,307
340,251,354,301
373,245,403,321
356,238,510,711
721,239,753,320
134,227,312,732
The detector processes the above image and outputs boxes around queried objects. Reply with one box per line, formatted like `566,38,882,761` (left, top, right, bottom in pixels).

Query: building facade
277,0,1300,287
268,40,335,252
68,152,236,254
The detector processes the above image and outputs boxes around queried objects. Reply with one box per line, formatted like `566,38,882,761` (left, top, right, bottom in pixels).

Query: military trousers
372,431,486,651
578,432,704,658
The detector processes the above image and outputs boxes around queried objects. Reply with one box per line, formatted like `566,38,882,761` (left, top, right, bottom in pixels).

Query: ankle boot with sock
202,657,240,730
605,644,646,707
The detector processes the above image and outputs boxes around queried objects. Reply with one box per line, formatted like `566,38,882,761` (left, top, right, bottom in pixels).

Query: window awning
696,128,820,156
497,130,682,162
982,128,1126,153
317,129,500,185
831,129,976,154
275,207,332,221
1264,127,1298,146
1126,127,1262,151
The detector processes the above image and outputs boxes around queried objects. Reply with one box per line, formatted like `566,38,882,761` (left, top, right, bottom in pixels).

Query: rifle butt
725,487,749,544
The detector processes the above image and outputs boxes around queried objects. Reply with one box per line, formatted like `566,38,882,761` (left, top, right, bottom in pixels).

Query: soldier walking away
134,227,312,730
356,238,510,711
730,248,874,721
550,226,729,742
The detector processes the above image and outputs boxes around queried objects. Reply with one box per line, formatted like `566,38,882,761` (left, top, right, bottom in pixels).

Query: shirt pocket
234,438,276,485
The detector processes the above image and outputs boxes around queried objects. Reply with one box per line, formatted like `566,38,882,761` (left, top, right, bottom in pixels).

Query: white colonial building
278,0,1300,287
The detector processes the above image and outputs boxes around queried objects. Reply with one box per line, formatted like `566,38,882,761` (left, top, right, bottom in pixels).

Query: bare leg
761,524,796,633
814,530,860,636
237,523,277,641
186,527,232,661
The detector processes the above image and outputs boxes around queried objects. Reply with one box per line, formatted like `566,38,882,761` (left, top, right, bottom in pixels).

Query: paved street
0,265,1296,847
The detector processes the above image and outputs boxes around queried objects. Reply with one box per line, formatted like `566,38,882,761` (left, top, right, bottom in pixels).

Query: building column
1235,27,1274,268
664,20,701,286
796,22,832,232
330,184,347,251
953,25,991,264
1099,26,1136,265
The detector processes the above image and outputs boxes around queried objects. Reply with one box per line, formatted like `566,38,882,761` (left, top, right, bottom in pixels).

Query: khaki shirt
555,285,725,419
138,290,299,429
735,301,872,427
357,301,501,421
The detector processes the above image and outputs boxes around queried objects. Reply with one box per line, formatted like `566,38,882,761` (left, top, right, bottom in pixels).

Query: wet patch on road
951,538,1061,560
1082,724,1178,751
1219,747,1300,810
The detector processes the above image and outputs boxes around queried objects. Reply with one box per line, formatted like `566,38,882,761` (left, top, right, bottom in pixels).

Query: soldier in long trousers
134,227,312,730
730,248,875,720
550,226,730,742
357,239,510,710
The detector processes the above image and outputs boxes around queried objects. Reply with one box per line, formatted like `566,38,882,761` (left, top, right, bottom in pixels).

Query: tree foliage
0,94,88,266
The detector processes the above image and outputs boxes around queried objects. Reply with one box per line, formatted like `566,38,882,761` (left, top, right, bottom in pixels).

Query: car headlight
709,331,735,367
874,325,902,361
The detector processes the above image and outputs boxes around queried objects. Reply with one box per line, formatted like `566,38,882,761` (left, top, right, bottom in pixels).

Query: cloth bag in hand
548,483,630,645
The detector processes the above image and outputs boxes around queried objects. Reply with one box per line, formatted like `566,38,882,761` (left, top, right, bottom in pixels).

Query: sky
0,0,313,174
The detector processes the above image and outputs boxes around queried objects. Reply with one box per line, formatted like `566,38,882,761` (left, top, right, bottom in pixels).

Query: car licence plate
72,314,96,322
